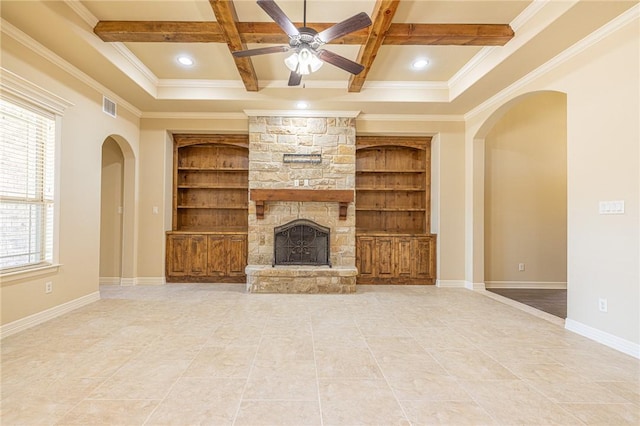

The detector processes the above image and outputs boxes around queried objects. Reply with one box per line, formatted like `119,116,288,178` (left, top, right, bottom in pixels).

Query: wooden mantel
250,189,354,220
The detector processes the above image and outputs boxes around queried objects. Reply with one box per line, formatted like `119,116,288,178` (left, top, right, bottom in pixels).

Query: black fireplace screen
273,219,331,267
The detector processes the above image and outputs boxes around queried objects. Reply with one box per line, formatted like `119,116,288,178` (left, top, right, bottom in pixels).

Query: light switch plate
599,200,624,215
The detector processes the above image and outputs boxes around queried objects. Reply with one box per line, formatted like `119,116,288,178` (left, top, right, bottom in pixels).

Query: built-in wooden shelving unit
166,134,249,283
355,136,436,285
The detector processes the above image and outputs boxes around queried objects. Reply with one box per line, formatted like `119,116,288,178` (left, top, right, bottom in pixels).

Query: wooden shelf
168,229,247,235
356,187,425,192
178,185,247,189
178,167,249,172
178,205,247,210
250,189,354,220
357,169,425,173
356,207,426,212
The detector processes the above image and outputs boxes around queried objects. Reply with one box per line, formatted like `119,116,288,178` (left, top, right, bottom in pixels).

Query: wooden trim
173,134,249,149
356,135,432,150
250,189,354,220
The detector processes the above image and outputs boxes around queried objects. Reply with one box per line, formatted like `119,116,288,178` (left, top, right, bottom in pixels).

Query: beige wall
1,36,140,325
484,92,567,287
99,137,124,279
467,15,639,346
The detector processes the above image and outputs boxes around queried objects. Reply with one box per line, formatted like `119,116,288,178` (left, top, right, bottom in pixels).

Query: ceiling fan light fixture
285,48,323,75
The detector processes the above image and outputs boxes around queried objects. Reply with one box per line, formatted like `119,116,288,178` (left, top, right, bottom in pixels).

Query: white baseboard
465,281,486,291
120,278,136,286
99,277,166,286
0,291,100,339
135,277,166,286
486,281,567,289
565,318,640,359
436,280,466,288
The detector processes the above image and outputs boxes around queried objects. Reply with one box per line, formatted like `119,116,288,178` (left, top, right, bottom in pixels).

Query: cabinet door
356,236,375,277
167,235,190,276
207,235,227,277
395,237,413,278
412,236,435,281
189,235,208,276
375,237,394,278
227,235,247,277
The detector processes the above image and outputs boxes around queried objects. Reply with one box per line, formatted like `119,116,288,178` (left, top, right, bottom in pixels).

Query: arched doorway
99,135,136,285
100,137,124,284
479,91,568,318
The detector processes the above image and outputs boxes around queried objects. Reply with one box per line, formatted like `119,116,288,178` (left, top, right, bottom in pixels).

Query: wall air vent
102,96,117,118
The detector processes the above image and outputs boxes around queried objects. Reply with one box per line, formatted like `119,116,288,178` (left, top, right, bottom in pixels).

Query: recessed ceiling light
177,56,194,66
296,101,309,109
412,59,429,70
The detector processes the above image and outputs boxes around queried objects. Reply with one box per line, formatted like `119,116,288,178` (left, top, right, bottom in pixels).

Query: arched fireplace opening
273,219,331,267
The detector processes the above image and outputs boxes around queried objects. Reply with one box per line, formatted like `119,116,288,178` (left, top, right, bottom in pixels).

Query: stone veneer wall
246,116,357,293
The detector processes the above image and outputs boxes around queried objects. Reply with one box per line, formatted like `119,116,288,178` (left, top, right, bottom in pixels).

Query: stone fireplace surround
245,113,358,293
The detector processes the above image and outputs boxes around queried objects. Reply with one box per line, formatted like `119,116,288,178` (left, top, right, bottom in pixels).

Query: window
0,99,56,271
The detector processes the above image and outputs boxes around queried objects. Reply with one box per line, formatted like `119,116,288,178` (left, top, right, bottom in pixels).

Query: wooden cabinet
355,235,436,284
166,134,249,283
355,136,436,284
166,233,247,283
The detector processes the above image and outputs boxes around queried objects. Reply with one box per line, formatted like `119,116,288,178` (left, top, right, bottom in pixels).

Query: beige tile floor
1,284,639,425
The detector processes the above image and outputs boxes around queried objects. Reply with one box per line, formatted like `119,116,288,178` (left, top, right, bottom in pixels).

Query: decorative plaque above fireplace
273,219,331,267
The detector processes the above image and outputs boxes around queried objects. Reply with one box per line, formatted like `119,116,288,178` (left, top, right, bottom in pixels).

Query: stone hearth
245,114,357,293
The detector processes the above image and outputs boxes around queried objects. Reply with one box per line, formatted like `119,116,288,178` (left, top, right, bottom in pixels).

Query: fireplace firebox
273,219,331,267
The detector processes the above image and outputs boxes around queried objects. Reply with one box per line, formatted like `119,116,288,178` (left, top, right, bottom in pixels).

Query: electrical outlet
518,263,525,271
598,298,608,312
294,179,299,187
45,282,53,294
304,179,309,186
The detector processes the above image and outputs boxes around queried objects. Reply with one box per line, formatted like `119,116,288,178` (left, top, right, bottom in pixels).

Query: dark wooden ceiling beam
348,0,399,93
209,0,259,92
94,21,514,46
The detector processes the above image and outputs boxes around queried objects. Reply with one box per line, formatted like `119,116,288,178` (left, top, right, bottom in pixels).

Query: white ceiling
1,0,636,117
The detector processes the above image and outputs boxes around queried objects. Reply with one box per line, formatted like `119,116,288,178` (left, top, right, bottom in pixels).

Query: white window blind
0,98,55,271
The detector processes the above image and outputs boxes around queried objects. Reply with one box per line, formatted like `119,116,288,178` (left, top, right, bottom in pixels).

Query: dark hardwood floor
487,288,567,319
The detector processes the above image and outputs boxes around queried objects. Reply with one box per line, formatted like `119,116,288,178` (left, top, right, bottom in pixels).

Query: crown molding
0,68,74,115
244,110,360,118
1,19,142,118
357,113,464,122
465,3,640,122
449,0,579,101
63,0,98,27
111,42,159,86
157,79,246,89
141,111,248,120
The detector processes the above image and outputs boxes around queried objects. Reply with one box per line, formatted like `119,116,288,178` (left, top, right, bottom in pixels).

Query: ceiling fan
232,0,372,86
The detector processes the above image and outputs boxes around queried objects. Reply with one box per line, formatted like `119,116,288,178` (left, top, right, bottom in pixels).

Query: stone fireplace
245,114,357,293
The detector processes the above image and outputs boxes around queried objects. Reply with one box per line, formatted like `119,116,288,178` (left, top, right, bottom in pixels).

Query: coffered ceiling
0,1,636,116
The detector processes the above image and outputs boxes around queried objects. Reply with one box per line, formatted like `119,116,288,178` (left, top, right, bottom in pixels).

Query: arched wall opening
468,91,567,304
99,134,136,285
482,91,568,316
